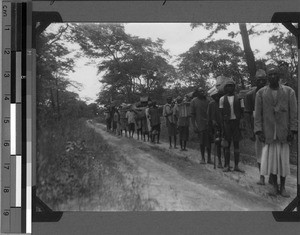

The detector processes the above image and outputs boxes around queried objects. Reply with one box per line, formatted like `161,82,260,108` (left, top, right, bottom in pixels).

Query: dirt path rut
88,120,297,211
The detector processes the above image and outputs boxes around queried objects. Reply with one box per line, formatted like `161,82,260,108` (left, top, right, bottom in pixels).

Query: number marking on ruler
1,0,12,233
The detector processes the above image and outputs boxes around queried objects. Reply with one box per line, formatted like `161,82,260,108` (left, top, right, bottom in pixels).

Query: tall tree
178,39,248,90
267,29,298,94
36,24,86,129
191,23,258,85
71,23,176,105
238,23,256,83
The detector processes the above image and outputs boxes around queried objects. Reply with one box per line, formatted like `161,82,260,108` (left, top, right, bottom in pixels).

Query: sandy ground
87,120,297,211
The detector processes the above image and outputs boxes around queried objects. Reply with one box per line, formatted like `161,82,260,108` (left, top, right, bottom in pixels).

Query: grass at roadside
37,118,155,211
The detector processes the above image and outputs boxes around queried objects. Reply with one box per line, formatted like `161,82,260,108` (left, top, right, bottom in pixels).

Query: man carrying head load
135,104,144,141
126,106,136,138
244,69,268,185
174,96,190,151
119,104,128,137
148,101,161,144
219,78,245,173
163,96,177,149
207,86,224,168
254,64,297,197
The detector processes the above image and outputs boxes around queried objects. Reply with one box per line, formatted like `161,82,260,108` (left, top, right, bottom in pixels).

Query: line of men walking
105,100,163,143
104,64,297,198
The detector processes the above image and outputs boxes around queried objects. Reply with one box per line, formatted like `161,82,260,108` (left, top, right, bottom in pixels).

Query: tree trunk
55,76,61,120
239,23,257,86
50,88,56,111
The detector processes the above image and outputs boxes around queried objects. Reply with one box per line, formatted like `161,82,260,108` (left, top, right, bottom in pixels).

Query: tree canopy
190,23,298,87
37,23,298,109
178,39,248,90
70,23,176,105
36,24,99,134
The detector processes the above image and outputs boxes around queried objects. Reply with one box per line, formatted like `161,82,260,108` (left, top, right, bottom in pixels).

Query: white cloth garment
260,142,290,177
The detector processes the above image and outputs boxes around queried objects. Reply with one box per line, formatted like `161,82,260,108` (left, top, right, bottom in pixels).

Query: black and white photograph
36,22,298,212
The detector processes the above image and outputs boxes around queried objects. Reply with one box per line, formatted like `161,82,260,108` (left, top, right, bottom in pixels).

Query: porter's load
140,96,149,103
207,86,218,97
120,103,131,109
215,75,233,93
185,91,195,100
139,96,151,108
120,103,132,114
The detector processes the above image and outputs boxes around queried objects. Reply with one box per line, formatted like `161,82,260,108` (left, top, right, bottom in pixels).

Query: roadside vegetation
37,118,154,211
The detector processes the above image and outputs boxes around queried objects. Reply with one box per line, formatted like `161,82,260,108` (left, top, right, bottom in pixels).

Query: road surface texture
83,120,296,211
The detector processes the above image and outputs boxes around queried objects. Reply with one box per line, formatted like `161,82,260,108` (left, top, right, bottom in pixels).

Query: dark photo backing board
32,0,300,230
1,0,300,234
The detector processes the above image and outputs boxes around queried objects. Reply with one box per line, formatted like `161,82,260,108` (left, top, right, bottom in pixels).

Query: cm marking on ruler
2,0,12,233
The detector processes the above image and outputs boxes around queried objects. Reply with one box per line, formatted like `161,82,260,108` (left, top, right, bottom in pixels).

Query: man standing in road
254,65,297,197
191,88,212,164
174,96,190,151
148,101,161,144
219,79,245,173
119,105,128,137
126,106,136,138
244,69,268,185
163,96,177,149
207,87,224,168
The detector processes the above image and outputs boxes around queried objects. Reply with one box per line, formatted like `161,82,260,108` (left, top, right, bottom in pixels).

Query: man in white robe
254,64,297,197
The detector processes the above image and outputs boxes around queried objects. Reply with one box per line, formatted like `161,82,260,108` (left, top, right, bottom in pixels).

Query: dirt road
87,120,297,211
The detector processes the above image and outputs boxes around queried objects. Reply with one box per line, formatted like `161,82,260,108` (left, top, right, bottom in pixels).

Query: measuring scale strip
2,0,12,233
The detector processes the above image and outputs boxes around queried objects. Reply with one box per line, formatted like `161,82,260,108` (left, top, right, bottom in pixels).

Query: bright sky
62,23,287,103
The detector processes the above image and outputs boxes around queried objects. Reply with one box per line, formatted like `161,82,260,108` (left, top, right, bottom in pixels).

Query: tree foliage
266,28,298,94
191,23,260,85
37,23,298,110
178,39,248,90
36,24,98,133
71,23,176,105
36,24,105,209
190,23,297,87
